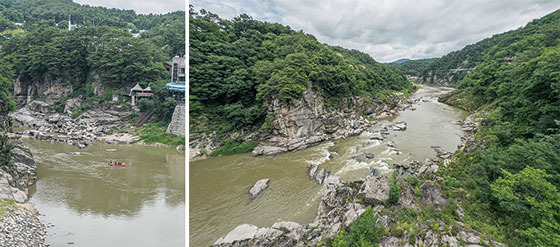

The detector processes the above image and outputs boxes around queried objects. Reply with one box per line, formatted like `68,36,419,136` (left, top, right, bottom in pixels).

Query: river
189,85,468,246
24,140,185,246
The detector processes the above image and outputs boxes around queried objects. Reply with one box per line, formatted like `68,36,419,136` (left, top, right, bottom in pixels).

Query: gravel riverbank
0,202,47,247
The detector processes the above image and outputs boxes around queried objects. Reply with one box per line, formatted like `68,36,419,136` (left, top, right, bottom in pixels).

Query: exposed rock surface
0,139,37,202
358,176,390,205
215,174,502,247
10,100,139,148
249,179,270,199
0,202,47,247
251,89,410,156
64,97,82,114
420,181,449,209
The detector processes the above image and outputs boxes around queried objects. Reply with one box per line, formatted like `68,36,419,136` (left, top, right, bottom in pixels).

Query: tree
491,166,560,246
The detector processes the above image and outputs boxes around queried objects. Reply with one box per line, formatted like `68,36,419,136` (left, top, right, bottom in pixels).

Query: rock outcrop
358,176,390,205
252,89,410,156
0,138,37,202
420,181,449,209
215,174,502,247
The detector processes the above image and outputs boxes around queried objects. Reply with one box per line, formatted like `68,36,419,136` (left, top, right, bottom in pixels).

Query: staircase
135,109,154,126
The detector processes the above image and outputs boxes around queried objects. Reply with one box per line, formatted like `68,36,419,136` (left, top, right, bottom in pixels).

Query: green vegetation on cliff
0,0,185,123
421,9,560,86
437,9,560,247
189,7,413,136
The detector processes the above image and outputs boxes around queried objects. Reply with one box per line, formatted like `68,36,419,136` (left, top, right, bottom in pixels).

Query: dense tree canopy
189,7,412,134
0,0,185,121
387,58,436,77
438,9,560,247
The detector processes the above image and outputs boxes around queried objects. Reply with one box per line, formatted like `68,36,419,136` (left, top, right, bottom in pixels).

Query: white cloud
74,0,185,14
190,0,560,62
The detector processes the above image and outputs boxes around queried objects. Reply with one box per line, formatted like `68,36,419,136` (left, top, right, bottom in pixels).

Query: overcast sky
73,0,185,14
190,0,560,62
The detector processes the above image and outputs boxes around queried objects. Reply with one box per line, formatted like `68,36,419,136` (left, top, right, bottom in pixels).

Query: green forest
0,0,185,122
388,58,436,77
189,7,413,137
434,9,560,247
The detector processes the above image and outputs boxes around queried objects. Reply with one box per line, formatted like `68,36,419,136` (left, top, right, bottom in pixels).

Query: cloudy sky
190,0,560,62
73,0,185,14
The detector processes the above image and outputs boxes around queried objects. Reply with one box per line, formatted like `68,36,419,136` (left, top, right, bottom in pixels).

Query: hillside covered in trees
420,10,560,85
189,7,413,141
388,58,436,77
436,9,560,247
0,0,185,122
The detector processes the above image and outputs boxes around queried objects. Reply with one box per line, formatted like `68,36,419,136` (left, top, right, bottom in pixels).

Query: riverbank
10,100,184,150
0,135,46,246
0,200,47,246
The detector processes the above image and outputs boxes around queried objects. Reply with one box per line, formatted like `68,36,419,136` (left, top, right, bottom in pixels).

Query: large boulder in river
249,178,270,199
420,181,449,209
392,121,407,131
358,176,390,205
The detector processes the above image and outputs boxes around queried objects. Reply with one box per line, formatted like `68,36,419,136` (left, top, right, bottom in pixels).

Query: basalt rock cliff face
13,74,75,105
252,89,409,156
12,71,121,106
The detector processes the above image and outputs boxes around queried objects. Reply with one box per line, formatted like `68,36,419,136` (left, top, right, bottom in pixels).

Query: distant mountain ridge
420,9,560,85
387,58,437,77
390,58,411,64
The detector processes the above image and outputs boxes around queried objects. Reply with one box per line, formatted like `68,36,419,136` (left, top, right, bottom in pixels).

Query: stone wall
167,104,185,137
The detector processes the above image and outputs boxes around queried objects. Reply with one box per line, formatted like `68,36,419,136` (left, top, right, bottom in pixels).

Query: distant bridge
448,68,475,73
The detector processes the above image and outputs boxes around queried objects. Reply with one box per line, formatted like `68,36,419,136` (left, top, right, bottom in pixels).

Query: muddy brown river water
24,140,185,246
190,85,468,246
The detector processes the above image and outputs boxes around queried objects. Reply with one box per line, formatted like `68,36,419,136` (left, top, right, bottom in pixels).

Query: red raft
109,162,126,167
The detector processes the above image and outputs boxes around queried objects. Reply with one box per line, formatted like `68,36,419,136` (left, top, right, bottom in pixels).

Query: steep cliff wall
0,138,37,202
252,89,409,156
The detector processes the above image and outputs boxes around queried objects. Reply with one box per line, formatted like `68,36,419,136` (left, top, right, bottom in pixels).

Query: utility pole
68,14,71,31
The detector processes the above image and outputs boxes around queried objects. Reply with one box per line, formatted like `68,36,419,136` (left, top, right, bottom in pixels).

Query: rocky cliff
252,89,410,156
12,72,111,105
0,137,37,202
0,129,47,246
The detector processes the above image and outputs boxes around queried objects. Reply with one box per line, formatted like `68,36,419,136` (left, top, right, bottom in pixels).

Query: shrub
386,178,401,205
71,108,84,119
209,137,259,156
329,206,383,247
137,122,185,146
